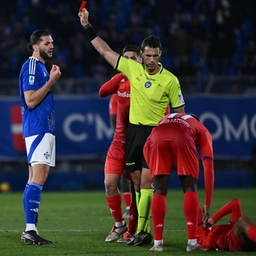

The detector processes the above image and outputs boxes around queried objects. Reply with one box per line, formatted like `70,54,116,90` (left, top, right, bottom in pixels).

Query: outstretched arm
78,8,119,67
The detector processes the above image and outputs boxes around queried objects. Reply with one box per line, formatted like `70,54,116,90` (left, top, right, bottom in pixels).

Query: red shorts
143,139,199,179
104,140,131,180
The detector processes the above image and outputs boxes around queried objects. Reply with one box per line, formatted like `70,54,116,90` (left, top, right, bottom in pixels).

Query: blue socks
24,182,43,224
23,183,29,213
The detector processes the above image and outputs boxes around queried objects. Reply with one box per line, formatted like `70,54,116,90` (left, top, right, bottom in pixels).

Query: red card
79,1,87,12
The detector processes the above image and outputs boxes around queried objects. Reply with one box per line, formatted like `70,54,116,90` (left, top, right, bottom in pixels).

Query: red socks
152,194,166,240
127,202,138,234
106,194,124,222
183,192,199,239
123,192,132,208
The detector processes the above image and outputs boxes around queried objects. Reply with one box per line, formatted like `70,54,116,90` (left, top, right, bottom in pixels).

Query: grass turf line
0,188,255,256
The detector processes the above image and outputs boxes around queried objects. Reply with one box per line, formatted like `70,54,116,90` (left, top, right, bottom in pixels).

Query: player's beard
39,49,52,61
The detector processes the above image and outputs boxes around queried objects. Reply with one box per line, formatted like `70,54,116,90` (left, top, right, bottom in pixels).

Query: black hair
141,35,162,51
27,29,52,51
122,45,141,56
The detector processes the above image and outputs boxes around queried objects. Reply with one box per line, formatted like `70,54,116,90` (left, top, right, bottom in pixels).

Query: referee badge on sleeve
178,93,185,104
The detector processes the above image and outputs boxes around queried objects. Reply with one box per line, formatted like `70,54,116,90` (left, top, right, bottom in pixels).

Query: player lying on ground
197,198,256,252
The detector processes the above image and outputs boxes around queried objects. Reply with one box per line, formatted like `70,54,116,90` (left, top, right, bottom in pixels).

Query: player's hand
50,65,61,83
202,204,210,227
78,8,89,26
207,217,215,225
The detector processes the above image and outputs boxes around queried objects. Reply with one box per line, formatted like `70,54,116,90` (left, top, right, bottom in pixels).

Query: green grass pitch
0,188,255,256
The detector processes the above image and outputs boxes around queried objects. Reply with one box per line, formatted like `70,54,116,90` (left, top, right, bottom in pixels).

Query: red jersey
145,113,214,206
197,224,245,251
150,113,213,155
109,94,117,116
99,73,130,142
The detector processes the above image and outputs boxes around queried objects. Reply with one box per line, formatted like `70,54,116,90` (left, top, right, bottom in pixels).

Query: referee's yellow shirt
115,56,185,126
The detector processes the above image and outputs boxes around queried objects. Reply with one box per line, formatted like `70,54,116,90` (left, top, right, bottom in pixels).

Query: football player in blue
19,29,61,245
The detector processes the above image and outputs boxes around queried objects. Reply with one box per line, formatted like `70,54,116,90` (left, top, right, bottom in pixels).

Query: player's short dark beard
39,49,52,61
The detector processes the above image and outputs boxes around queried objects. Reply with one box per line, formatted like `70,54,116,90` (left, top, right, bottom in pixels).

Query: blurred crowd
0,0,255,82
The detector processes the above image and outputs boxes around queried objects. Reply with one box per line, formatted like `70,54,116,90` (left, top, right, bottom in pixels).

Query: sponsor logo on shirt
117,91,130,98
29,75,35,85
145,81,152,88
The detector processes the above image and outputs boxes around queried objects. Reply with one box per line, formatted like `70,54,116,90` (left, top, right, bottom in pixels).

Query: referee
78,7,185,246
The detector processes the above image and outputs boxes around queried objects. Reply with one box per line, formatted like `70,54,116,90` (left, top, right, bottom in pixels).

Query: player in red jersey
143,113,214,252
98,45,142,243
109,94,132,218
197,198,256,252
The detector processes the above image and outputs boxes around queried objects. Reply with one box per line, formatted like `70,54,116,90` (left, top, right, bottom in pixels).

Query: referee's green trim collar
158,62,163,74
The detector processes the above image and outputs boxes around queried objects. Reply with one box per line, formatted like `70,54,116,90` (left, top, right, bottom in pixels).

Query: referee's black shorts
125,123,155,173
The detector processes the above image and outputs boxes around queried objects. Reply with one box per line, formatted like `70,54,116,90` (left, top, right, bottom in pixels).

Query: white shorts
25,133,56,167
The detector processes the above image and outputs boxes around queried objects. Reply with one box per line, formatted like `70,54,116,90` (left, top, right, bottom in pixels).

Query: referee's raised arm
78,7,119,68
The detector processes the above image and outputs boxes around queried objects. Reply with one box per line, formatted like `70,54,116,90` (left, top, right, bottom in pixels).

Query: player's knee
233,198,241,207
154,188,168,195
153,176,168,195
104,179,117,191
130,173,140,189
179,175,197,192
231,198,242,215
140,178,152,189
